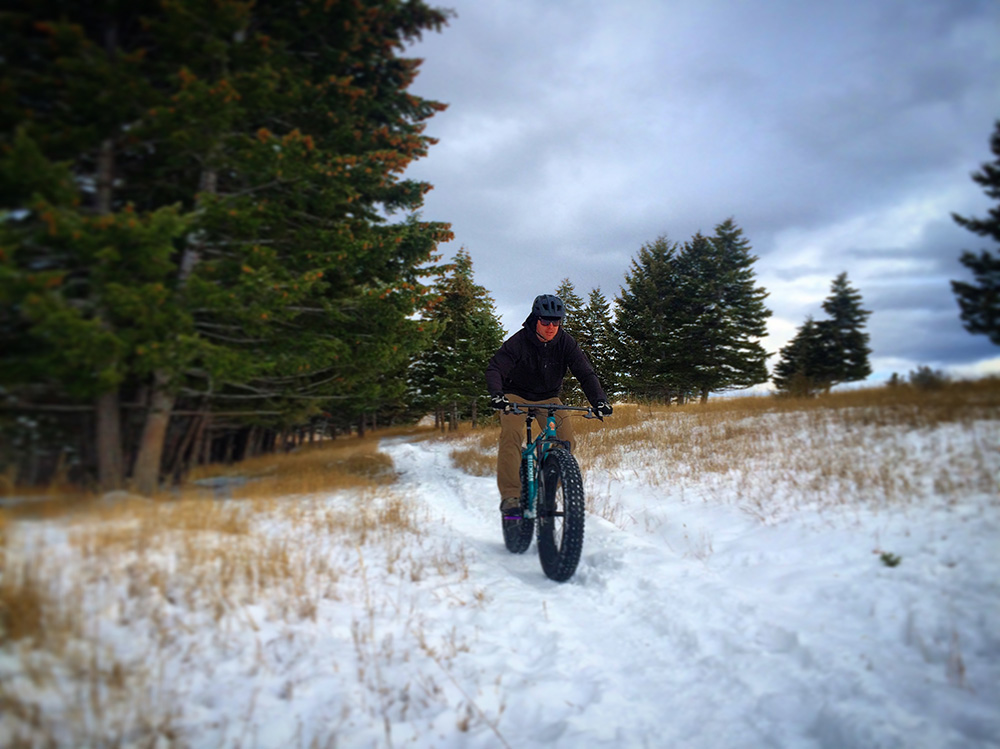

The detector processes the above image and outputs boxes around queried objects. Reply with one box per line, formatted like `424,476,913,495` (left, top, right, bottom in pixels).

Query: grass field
1,379,997,745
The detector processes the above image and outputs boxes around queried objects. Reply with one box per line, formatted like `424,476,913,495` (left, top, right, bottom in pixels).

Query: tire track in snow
384,438,819,747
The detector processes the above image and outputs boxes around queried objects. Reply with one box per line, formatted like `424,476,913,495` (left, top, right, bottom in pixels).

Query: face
535,316,560,342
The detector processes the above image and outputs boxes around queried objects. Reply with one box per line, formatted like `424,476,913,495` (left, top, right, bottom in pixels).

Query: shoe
500,496,522,525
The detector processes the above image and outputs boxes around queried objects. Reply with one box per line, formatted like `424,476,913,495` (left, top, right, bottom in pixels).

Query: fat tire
536,448,585,582
502,456,535,554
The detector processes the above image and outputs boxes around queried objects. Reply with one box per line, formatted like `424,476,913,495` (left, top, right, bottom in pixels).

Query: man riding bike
485,294,613,524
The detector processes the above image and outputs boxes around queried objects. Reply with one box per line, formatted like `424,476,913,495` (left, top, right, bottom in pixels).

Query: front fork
521,414,560,520
522,413,538,519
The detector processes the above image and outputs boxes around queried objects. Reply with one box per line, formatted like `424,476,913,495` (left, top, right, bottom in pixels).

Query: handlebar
509,403,604,421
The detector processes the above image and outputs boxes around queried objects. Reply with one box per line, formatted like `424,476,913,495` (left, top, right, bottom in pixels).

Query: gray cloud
407,0,1000,380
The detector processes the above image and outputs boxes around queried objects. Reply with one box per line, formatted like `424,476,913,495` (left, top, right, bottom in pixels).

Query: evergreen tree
409,249,504,428
0,6,196,489
817,272,872,386
772,273,871,395
699,219,772,399
614,220,771,403
0,0,453,491
555,278,586,404
614,236,690,402
555,278,586,335
772,317,826,396
578,287,619,399
951,120,1000,345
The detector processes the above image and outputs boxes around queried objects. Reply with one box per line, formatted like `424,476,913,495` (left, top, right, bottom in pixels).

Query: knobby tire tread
536,448,585,582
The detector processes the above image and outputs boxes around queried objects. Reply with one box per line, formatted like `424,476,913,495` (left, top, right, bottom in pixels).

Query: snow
2,414,999,748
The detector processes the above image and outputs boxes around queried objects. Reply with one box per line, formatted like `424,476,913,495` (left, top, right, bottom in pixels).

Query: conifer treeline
1,0,457,491
517,221,872,407
0,2,876,493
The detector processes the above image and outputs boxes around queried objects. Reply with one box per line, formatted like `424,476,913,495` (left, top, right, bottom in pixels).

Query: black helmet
532,294,565,319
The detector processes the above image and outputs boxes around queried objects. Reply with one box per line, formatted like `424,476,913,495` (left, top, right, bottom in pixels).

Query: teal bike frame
514,403,597,520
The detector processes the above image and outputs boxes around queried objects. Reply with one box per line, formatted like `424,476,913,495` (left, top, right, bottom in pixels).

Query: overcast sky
405,0,1000,382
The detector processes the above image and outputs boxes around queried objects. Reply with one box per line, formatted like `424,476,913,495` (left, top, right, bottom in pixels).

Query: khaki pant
497,394,575,500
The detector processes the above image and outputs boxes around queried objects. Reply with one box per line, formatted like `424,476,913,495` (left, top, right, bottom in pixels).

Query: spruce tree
555,278,586,404
0,7,194,489
702,219,772,398
409,249,503,428
772,318,826,396
579,288,619,399
555,278,586,334
615,220,771,404
614,236,689,402
772,273,871,394
0,0,454,491
951,120,1000,345
817,272,872,386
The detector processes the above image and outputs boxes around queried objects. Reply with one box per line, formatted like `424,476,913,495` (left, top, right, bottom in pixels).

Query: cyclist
485,294,613,524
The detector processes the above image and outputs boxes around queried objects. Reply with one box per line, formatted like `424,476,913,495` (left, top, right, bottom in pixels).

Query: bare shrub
908,365,950,391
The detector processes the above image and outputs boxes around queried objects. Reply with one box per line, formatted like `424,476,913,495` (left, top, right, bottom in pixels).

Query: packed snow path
382,437,1000,749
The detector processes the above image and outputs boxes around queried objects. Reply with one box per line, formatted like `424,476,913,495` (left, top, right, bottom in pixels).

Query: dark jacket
485,315,607,405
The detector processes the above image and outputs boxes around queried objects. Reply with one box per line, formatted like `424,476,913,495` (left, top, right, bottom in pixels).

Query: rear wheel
536,448,585,582
502,456,535,554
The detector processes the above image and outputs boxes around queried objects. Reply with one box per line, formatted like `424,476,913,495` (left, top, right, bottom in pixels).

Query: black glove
594,401,613,416
490,393,513,413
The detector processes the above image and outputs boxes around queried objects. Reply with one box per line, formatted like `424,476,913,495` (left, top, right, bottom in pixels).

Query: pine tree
772,317,826,396
772,273,871,395
614,236,690,402
701,219,772,399
951,120,1000,345
817,272,872,386
409,249,504,428
555,278,586,404
579,288,618,399
0,6,195,489
614,220,771,404
555,278,586,334
0,1,454,491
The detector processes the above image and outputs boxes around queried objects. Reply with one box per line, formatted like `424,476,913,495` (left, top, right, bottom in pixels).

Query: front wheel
536,448,585,582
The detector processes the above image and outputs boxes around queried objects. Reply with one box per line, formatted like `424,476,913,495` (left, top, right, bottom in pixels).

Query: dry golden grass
186,430,414,499
0,455,438,745
0,427,431,663
449,444,497,477
2,381,996,744
439,379,1000,522
0,559,45,643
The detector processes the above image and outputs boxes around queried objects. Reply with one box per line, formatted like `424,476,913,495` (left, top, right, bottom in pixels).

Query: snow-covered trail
383,436,1000,749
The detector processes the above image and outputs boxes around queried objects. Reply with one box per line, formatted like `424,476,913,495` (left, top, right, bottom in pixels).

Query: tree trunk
700,387,710,404
132,370,176,496
449,401,458,431
222,432,236,463
200,419,214,465
191,413,212,465
246,425,261,457
96,389,124,491
470,398,478,428
94,136,125,492
168,413,203,481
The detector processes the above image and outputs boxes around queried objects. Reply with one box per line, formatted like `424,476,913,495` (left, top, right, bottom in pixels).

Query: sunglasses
538,317,561,327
